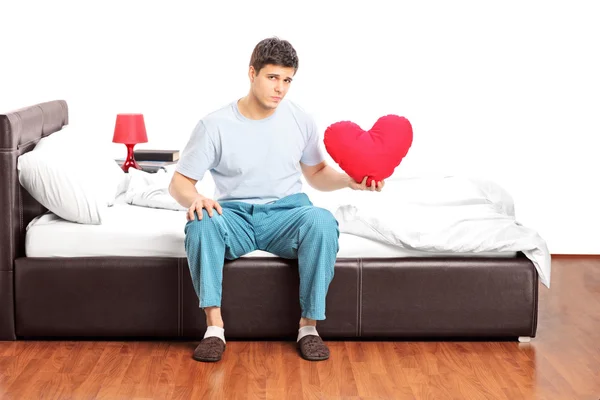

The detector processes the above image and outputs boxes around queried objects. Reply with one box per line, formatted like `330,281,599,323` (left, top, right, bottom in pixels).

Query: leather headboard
0,100,69,268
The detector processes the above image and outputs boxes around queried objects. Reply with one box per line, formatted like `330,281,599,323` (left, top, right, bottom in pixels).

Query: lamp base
121,143,141,172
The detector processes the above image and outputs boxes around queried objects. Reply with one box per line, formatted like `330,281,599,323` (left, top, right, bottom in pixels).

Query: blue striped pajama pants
184,192,340,320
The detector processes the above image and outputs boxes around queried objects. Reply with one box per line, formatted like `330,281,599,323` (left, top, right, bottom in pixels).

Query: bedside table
115,159,177,173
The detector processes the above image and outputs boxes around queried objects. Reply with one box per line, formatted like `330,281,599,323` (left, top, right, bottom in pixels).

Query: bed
0,100,540,341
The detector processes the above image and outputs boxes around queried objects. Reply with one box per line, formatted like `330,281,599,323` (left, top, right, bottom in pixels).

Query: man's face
250,64,295,109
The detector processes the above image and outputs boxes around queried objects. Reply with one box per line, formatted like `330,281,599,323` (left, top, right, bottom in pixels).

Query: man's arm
301,161,384,192
169,171,202,208
169,171,222,220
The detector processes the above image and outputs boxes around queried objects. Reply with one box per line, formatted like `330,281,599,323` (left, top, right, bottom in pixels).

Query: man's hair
249,37,299,74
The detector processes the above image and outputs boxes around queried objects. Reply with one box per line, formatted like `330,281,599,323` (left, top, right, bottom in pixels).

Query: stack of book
134,149,179,162
117,149,180,173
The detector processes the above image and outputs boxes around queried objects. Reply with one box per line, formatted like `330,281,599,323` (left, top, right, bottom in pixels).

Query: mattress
25,203,517,259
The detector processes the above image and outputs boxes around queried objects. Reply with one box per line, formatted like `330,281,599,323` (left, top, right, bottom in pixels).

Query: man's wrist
343,173,353,188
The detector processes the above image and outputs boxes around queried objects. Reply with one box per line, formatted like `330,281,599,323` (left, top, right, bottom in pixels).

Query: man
169,37,384,362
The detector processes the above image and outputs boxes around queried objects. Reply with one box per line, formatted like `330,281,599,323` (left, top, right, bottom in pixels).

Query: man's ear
248,66,255,83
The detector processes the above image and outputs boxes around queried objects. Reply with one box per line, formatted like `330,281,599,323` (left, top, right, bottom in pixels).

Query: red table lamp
112,113,148,172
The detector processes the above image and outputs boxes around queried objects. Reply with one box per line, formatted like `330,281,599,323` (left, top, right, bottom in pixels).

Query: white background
1,1,598,254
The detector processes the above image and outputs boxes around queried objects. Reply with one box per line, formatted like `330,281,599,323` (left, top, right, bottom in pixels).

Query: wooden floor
1,257,599,399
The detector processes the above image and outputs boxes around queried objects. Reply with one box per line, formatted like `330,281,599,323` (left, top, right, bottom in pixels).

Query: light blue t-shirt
176,99,325,204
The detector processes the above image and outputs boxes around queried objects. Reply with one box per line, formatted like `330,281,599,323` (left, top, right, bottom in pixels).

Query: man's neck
237,95,276,120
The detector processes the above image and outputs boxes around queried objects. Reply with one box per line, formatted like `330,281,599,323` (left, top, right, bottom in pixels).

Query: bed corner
0,99,69,340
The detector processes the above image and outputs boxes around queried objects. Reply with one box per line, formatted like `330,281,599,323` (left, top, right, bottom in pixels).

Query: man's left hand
349,176,385,192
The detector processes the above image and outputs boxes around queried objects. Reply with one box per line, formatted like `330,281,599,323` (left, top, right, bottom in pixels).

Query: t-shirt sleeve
300,116,326,166
175,120,218,181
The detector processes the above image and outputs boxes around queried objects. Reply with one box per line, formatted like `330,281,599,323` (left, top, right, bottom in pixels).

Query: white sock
204,326,226,344
297,325,319,342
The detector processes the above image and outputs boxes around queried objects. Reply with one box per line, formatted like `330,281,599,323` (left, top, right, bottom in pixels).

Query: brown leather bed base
13,255,537,340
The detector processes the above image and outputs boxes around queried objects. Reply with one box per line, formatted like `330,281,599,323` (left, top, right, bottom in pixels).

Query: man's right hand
187,195,223,221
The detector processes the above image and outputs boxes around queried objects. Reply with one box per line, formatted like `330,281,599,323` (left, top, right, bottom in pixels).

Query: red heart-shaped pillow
324,115,413,186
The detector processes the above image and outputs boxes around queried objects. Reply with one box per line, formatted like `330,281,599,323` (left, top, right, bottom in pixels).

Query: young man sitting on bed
169,37,385,362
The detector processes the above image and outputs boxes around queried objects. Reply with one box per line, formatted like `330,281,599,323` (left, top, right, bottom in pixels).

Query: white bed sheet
25,203,517,259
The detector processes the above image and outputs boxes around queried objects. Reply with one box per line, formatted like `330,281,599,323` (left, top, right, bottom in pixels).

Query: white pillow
17,129,125,224
305,175,509,216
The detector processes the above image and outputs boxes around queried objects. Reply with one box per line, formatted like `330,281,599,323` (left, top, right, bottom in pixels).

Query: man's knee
184,209,223,239
302,207,339,235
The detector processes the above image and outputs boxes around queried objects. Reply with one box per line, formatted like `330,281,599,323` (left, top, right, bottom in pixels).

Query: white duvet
122,166,186,211
123,168,551,288
332,176,551,288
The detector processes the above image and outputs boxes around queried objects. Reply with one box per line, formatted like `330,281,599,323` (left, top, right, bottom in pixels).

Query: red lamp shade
112,114,148,172
113,114,148,144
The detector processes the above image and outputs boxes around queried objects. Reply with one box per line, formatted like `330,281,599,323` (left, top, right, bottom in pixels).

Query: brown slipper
193,336,226,362
298,335,330,361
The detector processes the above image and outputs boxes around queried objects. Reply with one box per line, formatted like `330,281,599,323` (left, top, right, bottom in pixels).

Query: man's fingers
215,202,223,215
195,204,204,220
205,204,214,218
376,181,382,192
370,180,376,191
361,176,368,186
